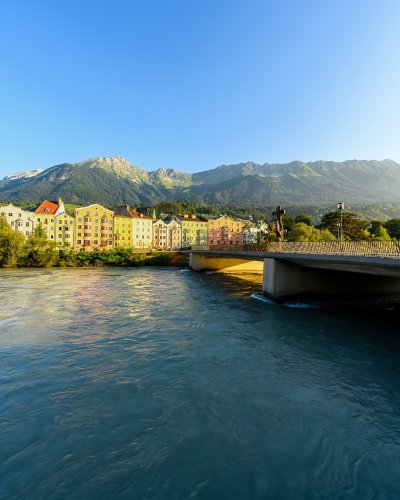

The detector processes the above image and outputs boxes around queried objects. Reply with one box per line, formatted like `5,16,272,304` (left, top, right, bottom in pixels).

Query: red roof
128,209,152,220
34,200,59,215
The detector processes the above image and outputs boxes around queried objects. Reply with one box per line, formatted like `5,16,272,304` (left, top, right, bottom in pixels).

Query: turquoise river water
0,267,400,499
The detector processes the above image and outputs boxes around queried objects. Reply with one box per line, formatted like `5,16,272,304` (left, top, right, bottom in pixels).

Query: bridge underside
263,257,400,301
189,253,263,273
189,251,400,301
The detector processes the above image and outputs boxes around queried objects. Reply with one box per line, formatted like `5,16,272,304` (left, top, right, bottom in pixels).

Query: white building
0,203,35,236
152,219,182,250
242,224,259,244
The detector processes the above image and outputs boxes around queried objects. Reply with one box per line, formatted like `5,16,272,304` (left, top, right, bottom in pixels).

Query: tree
0,214,25,267
369,221,391,241
372,226,391,241
287,223,336,242
384,218,400,240
23,225,58,267
318,211,369,240
294,213,312,226
282,214,295,235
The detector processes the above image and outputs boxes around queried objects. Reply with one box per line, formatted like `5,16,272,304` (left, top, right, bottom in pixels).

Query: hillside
1,156,400,207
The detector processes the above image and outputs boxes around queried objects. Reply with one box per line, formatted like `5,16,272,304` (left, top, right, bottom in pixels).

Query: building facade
113,206,134,248
207,215,243,247
130,208,153,249
74,204,114,251
152,219,181,250
35,198,74,246
176,214,208,248
113,205,153,249
242,223,258,244
0,203,35,236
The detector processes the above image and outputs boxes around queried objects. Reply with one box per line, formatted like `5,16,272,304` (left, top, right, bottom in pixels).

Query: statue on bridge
272,206,285,242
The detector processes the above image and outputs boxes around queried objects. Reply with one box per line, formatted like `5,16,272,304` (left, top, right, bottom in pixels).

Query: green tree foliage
373,226,391,241
294,213,312,226
318,211,370,240
288,223,336,242
383,218,400,239
0,214,26,267
282,214,295,233
369,221,392,241
22,226,59,267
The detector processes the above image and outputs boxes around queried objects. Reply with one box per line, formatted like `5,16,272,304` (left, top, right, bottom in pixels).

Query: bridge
188,242,400,301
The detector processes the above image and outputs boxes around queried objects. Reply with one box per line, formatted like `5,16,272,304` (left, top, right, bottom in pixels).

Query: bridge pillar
263,257,400,301
189,253,263,273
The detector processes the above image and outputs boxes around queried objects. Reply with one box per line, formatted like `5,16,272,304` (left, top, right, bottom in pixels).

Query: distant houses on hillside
0,199,268,251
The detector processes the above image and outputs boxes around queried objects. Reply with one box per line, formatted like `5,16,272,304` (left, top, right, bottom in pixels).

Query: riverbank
1,248,189,268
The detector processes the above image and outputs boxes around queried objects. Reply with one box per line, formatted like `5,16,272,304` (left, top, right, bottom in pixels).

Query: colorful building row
1,200,266,250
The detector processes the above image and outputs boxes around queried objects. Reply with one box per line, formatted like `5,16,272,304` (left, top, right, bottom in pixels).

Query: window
8,213,12,216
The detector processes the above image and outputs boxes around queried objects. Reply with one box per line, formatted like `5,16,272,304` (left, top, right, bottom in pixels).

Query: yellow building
113,207,134,248
113,205,153,249
207,215,243,247
34,198,74,246
54,212,75,247
74,204,114,251
176,214,208,248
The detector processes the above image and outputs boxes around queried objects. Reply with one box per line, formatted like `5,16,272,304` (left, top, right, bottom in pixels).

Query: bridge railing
190,241,400,258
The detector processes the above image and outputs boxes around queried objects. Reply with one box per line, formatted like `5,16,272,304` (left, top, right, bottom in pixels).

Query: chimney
58,197,63,206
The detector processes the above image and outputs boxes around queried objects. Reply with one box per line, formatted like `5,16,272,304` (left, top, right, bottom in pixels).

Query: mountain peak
4,169,43,181
87,156,131,166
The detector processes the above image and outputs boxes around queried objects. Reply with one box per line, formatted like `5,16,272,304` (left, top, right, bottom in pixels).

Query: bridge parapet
191,241,400,258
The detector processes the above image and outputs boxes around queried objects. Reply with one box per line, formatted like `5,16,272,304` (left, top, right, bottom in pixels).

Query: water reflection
1,267,400,498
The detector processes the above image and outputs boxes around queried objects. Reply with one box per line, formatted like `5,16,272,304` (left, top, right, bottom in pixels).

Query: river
1,267,400,499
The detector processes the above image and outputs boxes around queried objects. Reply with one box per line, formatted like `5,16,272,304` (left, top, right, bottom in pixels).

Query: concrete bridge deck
187,242,400,300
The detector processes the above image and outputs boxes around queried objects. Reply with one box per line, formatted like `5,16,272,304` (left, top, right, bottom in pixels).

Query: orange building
207,215,243,247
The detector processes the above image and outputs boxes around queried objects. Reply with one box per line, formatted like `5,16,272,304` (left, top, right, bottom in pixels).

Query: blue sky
0,0,399,177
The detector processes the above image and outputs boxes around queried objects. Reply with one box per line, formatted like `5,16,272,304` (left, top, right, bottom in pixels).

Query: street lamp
337,202,344,242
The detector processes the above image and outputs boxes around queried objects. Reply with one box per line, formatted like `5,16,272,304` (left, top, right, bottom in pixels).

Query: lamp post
337,202,344,242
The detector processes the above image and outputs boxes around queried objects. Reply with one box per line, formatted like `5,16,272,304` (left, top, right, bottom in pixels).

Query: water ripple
1,268,400,499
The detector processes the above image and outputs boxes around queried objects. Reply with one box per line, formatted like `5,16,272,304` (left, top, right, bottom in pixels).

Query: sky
0,0,400,177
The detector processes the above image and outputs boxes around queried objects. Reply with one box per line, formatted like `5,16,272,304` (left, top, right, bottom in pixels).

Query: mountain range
1,156,400,207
